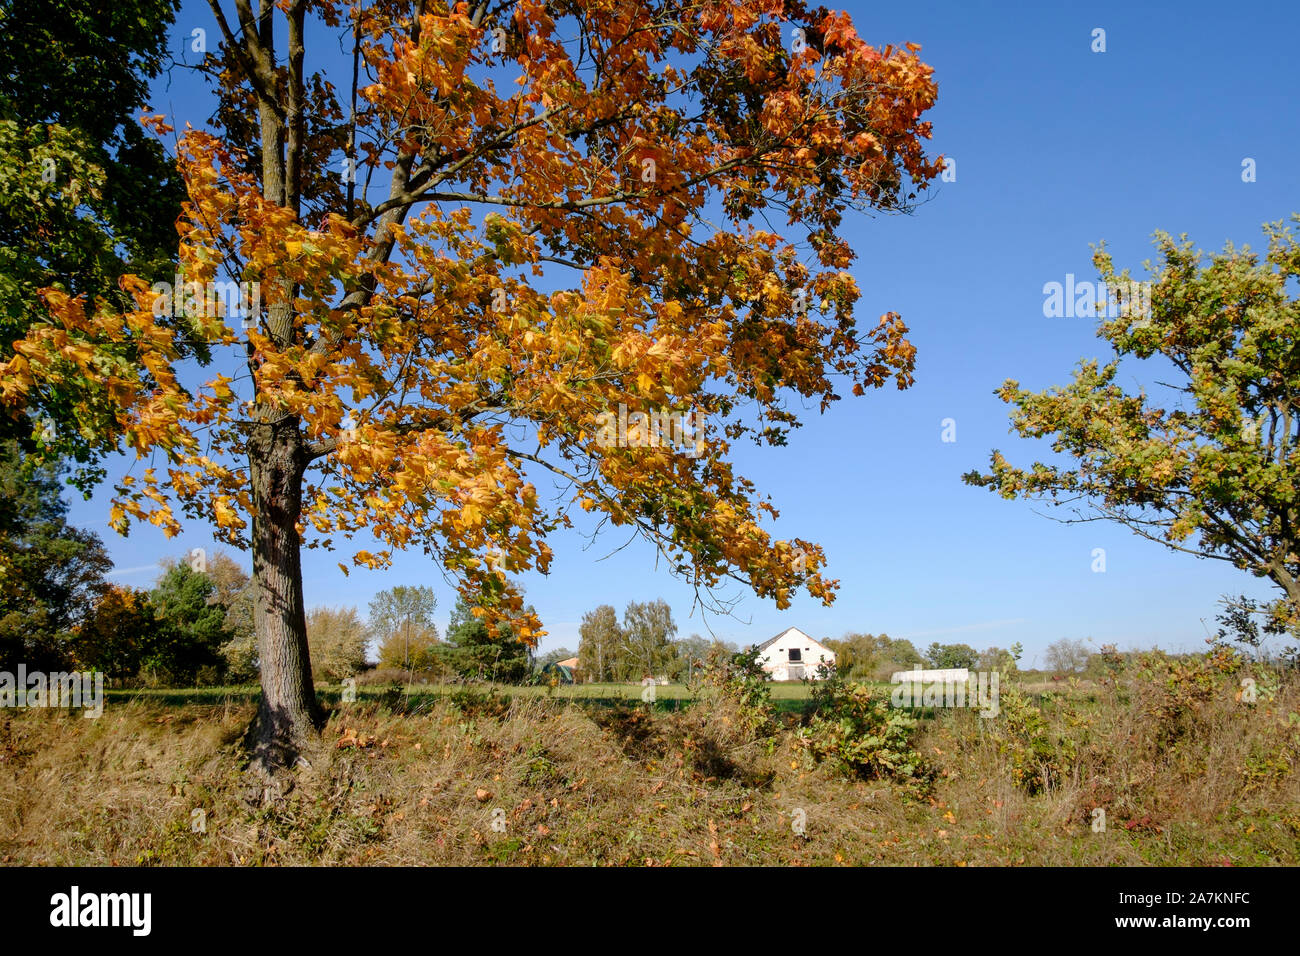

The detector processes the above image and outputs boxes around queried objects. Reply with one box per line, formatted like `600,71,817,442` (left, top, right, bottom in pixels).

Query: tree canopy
0,0,942,763
0,0,185,477
966,219,1300,650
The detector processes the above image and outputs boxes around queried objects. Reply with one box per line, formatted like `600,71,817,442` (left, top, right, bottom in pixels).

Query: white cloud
105,564,161,578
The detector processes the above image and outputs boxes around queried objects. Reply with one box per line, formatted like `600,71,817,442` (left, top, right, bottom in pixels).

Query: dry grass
1,660,1296,866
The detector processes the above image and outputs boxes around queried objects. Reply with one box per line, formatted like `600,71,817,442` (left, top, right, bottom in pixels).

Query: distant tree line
574,600,737,683
364,585,534,684
806,634,1027,681
0,441,541,686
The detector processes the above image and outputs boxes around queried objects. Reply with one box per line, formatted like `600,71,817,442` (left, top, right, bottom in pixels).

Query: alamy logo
1042,274,1151,320
0,665,103,718
50,886,151,936
595,403,706,458
890,669,1000,718
150,275,261,325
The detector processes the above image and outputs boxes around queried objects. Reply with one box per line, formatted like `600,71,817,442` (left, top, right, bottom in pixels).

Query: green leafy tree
923,642,978,670
617,599,677,681
145,560,232,685
0,0,185,472
977,643,1021,674
443,593,530,683
368,586,438,672
78,553,253,683
0,440,111,670
671,633,713,681
967,219,1300,650
883,638,923,669
576,605,622,684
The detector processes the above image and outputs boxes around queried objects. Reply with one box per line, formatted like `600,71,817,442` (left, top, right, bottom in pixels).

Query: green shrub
1137,648,1239,754
991,687,1070,795
695,645,776,737
799,674,932,791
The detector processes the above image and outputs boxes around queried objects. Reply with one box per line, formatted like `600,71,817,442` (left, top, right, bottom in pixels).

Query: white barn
753,627,836,681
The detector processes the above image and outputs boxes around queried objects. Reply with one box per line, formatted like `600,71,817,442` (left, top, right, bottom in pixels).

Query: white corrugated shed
891,667,970,683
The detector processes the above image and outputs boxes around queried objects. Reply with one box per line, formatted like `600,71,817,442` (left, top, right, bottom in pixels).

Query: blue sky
66,0,1300,667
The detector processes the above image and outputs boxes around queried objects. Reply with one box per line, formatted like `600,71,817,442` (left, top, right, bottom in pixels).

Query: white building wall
891,667,970,684
755,628,835,681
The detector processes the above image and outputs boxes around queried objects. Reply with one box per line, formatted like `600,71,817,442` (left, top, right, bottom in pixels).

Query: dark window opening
788,648,802,662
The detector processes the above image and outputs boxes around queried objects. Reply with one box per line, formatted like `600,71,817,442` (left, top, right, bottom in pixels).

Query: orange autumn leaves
0,0,942,642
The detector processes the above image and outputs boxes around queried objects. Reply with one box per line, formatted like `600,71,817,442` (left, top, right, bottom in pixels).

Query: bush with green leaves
989,687,1076,795
800,672,932,790
1137,647,1242,755
692,644,776,737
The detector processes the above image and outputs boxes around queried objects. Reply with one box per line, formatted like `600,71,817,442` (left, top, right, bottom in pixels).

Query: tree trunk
1273,565,1300,620
246,416,321,771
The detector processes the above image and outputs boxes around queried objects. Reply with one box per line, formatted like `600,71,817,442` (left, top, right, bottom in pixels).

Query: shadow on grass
107,685,706,713
105,685,844,718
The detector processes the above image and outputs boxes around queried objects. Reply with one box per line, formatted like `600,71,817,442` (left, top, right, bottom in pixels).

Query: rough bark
246,416,322,771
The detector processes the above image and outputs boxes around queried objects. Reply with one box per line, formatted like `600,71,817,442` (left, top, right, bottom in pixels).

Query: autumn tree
1043,638,1089,674
0,0,942,767
966,220,1300,651
75,584,165,679
376,624,444,672
204,551,258,680
306,605,369,681
78,554,254,683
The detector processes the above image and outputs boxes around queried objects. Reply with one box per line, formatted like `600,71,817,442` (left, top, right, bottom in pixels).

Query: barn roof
754,626,825,652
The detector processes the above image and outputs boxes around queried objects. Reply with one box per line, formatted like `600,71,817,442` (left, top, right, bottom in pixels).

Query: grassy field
4,661,1297,866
